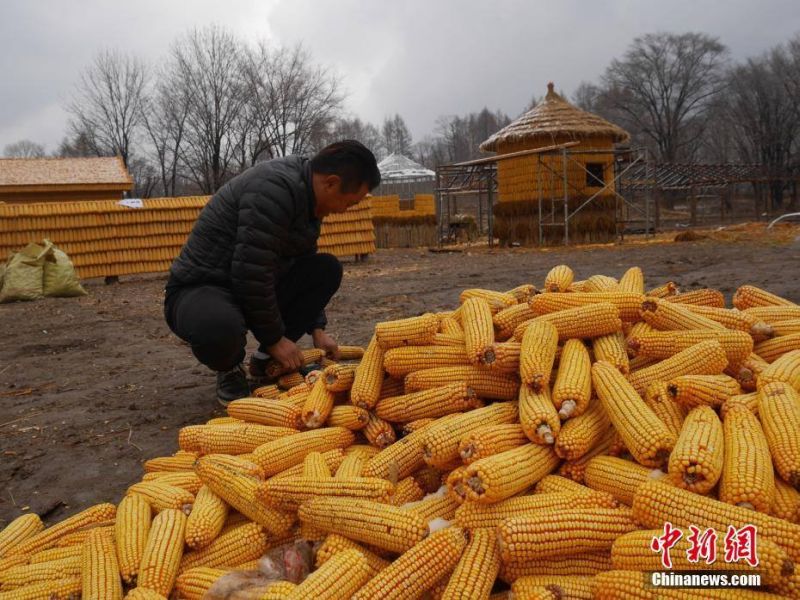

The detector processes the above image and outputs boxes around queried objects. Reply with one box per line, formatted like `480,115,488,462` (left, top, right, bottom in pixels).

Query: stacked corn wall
0,197,375,279
370,194,437,248
494,137,617,245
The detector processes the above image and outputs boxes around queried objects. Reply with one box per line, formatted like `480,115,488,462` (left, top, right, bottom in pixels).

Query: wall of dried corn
0,196,376,279
369,194,437,248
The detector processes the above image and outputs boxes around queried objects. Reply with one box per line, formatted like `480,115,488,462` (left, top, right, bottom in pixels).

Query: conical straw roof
480,82,629,152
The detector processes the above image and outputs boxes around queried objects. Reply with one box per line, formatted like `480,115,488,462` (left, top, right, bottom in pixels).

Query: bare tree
382,114,413,156
601,32,729,162
3,139,46,158
317,117,384,157
241,42,343,163
66,50,147,167
170,26,246,193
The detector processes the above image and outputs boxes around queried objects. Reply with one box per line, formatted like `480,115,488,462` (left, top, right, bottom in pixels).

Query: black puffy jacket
167,156,322,346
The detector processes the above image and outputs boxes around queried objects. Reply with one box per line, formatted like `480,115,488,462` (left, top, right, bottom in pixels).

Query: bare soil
2,232,800,526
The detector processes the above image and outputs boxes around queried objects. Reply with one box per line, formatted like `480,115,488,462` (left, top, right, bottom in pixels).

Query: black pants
164,253,342,371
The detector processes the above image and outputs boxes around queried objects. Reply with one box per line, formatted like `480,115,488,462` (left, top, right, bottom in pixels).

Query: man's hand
312,329,339,360
267,337,304,371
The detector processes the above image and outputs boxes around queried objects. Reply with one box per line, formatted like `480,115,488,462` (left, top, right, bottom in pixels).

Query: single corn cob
303,451,333,478
421,402,518,467
494,303,536,340
668,406,724,494
52,525,114,549
323,363,357,393
0,515,43,558
28,546,81,564
461,297,496,364
136,509,186,597
759,382,800,487
179,522,267,572
759,349,800,391
513,579,591,600
727,352,769,392
405,366,519,401
278,372,306,390
383,345,470,377
612,528,792,587
720,404,775,512
115,494,151,584
460,288,517,312
647,281,679,298
618,267,644,294
316,534,390,574
7,503,117,558
375,314,439,349
593,361,676,467
326,405,370,430
205,416,241,425
173,567,226,600
455,491,618,529
0,556,81,589
584,456,666,506
334,451,366,479
667,373,741,409
285,548,371,600
375,383,478,422
139,472,202,493
552,339,592,418
544,264,574,292
439,316,464,337
773,319,800,337
126,482,194,513
196,423,297,455
734,285,797,309
389,477,425,505
525,303,622,341
640,297,724,331
632,478,800,562
643,381,686,437
629,329,753,365
336,345,365,360
350,336,385,409
506,283,537,303
298,497,428,553
555,399,610,461
351,527,468,600
530,291,644,322
497,507,638,563
668,288,726,307
195,453,264,479
441,527,500,600
302,377,336,429
282,383,313,405
592,332,630,374
772,479,800,523
559,427,616,483
177,425,205,451
124,588,168,600
583,274,619,292
251,427,355,475
519,320,559,391
362,424,433,481
459,424,527,464
226,397,302,429
405,493,460,522
519,385,560,445
0,577,82,599
464,443,560,504
82,528,122,600
755,333,800,363
194,457,294,537
500,555,612,584
143,452,197,474
184,486,227,551
628,340,729,395
364,413,396,448
684,304,774,339
259,477,394,510
254,448,345,482
481,341,521,373
252,384,280,399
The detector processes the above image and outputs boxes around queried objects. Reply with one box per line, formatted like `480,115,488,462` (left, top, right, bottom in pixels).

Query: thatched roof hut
480,82,629,153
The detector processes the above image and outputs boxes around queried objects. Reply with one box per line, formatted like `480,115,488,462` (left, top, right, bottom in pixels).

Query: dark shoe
216,364,250,407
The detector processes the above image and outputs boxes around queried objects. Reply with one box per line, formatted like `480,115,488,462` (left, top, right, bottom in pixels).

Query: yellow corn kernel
584,456,666,506
758,382,800,487
554,399,610,461
552,338,592,418
184,486,227,551
519,385,560,445
441,527,500,599
0,514,43,558
627,340,729,395
116,494,152,584
82,528,122,600
137,509,186,597
375,314,439,349
519,320,559,391
464,444,560,504
350,336,385,409
226,397,302,429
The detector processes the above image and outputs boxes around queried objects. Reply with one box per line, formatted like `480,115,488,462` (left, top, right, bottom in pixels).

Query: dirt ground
2,229,800,526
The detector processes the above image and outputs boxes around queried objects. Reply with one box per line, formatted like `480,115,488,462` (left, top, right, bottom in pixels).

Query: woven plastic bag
42,241,87,297
0,242,48,303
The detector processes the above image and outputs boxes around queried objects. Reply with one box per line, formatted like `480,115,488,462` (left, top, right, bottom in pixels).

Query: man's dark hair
310,140,381,192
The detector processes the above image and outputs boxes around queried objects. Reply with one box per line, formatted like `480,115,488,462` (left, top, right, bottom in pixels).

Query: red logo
686,525,718,564
650,522,683,569
724,525,759,567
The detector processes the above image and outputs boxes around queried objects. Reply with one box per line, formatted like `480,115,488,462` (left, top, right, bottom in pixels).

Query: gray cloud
1,0,799,153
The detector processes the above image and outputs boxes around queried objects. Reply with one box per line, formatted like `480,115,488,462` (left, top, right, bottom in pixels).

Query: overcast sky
1,0,799,154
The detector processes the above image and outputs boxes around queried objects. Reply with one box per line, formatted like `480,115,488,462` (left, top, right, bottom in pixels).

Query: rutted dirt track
2,235,800,526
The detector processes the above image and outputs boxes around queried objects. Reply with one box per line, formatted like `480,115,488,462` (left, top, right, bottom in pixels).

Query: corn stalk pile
2,266,800,599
